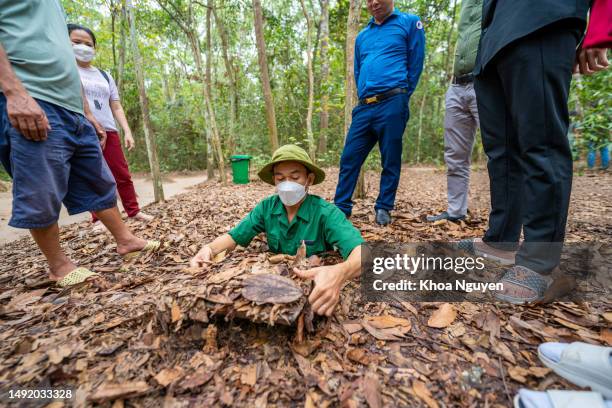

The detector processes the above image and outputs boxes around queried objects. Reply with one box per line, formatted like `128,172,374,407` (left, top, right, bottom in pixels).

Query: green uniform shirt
0,0,84,114
229,194,364,260
453,0,483,77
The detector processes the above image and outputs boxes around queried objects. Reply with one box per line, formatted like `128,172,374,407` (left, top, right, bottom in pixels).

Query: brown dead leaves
154,366,184,387
362,314,411,340
427,303,457,328
0,168,610,406
89,381,151,403
241,273,304,304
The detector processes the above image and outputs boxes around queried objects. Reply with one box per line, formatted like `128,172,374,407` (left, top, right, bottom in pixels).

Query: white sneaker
133,212,154,222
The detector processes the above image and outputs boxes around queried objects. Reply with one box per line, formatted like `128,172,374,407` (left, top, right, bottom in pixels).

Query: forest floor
0,167,610,407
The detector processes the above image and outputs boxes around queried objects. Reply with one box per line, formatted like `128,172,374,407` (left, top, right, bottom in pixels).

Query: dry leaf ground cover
0,167,610,407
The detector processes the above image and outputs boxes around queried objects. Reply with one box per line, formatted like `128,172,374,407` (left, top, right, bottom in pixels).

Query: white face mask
73,43,96,62
277,181,307,206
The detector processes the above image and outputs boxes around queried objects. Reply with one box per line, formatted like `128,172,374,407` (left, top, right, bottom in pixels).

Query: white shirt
78,66,120,131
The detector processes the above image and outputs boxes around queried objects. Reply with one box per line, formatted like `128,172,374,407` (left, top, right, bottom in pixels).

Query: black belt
359,88,407,105
452,74,474,85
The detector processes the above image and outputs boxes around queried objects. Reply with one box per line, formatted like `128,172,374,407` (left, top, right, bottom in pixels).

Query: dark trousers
474,21,582,274
334,92,410,216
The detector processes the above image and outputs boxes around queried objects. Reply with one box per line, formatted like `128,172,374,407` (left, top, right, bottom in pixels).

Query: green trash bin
230,154,252,184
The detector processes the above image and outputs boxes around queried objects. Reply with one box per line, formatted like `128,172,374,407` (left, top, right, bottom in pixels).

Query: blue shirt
354,9,426,100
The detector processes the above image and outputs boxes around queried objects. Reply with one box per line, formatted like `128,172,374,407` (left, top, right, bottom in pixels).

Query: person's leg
444,84,478,218
99,130,141,218
2,98,80,280
95,206,147,255
587,142,597,168
334,105,377,216
475,61,523,251
30,224,76,279
497,21,581,274
373,93,410,212
600,144,610,169
63,115,147,255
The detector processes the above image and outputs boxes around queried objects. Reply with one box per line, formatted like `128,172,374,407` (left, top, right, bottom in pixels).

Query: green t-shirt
229,194,365,260
0,0,84,114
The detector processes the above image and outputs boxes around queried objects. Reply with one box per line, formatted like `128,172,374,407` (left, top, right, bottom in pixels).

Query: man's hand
85,112,107,149
190,245,213,269
6,90,50,141
294,264,347,316
99,131,108,150
124,132,135,151
574,48,609,75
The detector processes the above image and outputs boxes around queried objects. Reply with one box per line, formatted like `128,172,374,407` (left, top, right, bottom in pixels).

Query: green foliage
0,167,9,182
571,69,611,155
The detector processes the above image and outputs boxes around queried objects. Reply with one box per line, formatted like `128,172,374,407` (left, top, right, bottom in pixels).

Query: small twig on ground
498,356,513,405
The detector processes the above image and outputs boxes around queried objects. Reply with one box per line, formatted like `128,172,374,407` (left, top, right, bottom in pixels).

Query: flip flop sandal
494,265,552,304
455,239,515,266
122,240,161,261
514,389,610,408
56,267,99,287
538,342,612,398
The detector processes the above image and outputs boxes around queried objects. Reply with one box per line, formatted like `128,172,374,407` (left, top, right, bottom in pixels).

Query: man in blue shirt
334,0,425,225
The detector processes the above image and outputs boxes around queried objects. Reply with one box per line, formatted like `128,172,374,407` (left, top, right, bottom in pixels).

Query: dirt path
0,173,207,245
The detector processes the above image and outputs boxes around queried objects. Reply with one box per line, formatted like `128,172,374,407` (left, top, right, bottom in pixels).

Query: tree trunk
416,86,428,163
117,0,127,95
205,2,215,180
317,0,330,154
188,29,227,184
300,0,316,160
435,0,458,121
252,0,279,152
213,0,238,154
443,0,458,82
155,0,227,183
344,0,366,199
110,0,118,77
126,0,165,202
343,0,361,136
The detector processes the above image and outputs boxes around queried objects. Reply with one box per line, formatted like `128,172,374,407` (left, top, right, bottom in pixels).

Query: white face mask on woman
277,181,307,206
72,43,96,63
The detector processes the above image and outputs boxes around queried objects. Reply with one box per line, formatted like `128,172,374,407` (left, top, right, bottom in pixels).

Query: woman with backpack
68,24,153,232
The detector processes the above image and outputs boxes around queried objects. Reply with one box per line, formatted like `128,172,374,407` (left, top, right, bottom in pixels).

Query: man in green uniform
190,145,365,317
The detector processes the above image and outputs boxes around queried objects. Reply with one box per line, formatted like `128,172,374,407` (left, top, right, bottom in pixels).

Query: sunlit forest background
2,0,610,181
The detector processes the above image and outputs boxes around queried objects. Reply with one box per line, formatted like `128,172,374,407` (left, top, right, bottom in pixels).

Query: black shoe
426,211,466,222
375,209,392,225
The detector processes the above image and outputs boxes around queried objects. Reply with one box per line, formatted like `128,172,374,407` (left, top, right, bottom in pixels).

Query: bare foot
48,259,78,281
133,212,154,222
116,236,148,256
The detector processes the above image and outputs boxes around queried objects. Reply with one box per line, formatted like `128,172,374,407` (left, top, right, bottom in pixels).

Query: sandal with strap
56,267,99,287
122,240,161,261
495,265,553,304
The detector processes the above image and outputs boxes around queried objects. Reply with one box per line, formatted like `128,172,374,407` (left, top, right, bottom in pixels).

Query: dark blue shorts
0,95,117,229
